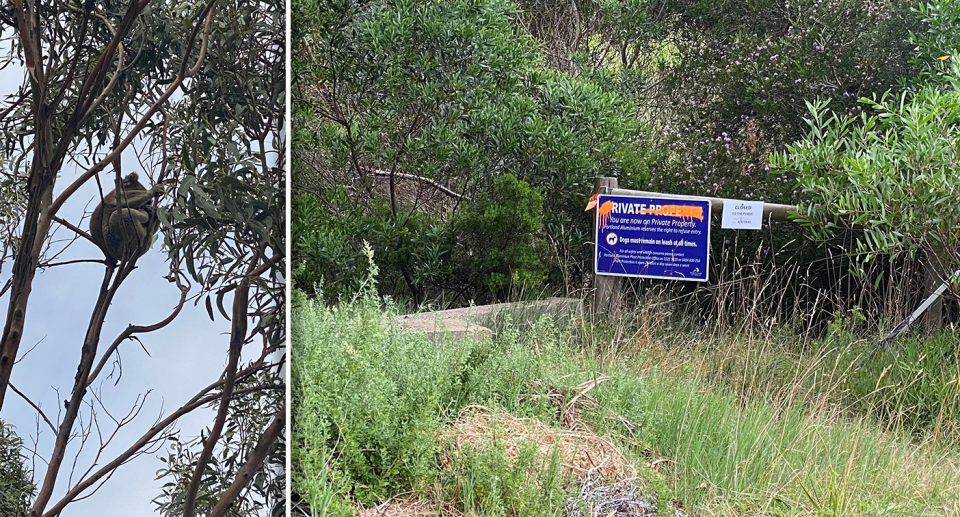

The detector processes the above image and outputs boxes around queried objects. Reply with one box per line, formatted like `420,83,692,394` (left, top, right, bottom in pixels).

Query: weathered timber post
922,250,948,331
592,177,621,316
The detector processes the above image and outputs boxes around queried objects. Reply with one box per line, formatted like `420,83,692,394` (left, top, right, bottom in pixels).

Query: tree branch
183,251,257,517
52,215,93,243
366,167,462,200
29,264,118,516
8,382,56,434
87,277,189,388
209,400,285,517
40,362,277,517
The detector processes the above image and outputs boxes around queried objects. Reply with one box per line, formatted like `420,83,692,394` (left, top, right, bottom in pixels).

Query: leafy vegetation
294,0,639,303
293,0,941,307
0,0,285,512
293,0,960,516
0,422,33,517
292,279,960,517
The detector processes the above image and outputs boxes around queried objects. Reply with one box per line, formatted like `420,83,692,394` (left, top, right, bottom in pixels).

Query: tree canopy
293,0,932,308
0,0,285,513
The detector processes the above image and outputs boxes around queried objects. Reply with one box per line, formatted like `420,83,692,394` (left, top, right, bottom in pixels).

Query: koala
89,173,161,263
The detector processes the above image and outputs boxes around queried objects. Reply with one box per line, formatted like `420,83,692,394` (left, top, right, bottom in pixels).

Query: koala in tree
89,172,162,263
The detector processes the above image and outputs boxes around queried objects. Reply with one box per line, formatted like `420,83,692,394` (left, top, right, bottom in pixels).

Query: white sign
721,200,764,230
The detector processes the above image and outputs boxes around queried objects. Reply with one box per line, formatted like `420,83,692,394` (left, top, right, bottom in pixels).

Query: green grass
292,281,960,517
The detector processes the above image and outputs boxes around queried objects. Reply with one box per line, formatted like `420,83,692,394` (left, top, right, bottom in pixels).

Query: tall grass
292,268,960,516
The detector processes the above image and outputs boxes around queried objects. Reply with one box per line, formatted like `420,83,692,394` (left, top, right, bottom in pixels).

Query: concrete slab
389,297,583,343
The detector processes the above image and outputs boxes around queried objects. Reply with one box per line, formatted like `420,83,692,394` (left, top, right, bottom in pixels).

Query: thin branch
29,264,117,516
249,252,283,278
366,167,462,200
41,259,108,268
87,277,189,387
8,383,56,434
41,362,277,517
77,7,125,124
51,215,93,243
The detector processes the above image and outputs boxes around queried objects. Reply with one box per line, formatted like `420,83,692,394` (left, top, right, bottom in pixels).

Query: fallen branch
366,167,462,200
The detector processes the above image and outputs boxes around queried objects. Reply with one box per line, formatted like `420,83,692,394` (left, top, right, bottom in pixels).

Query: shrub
453,174,547,300
771,73,960,280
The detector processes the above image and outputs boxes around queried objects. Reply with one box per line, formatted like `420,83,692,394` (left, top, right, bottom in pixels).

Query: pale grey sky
0,39,261,516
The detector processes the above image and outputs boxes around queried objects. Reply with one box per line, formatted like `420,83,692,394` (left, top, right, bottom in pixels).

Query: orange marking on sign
597,200,614,230
640,204,704,221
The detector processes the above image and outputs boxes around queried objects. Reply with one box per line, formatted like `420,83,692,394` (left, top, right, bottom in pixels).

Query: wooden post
923,250,947,331
592,177,621,316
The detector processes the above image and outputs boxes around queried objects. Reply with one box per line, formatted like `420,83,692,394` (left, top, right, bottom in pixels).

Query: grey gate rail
589,176,951,337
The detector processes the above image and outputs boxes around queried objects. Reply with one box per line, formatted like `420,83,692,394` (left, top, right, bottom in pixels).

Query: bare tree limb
366,167,462,200
8,383,56,434
40,362,278,517
87,276,189,387
51,215,93,243
29,264,118,515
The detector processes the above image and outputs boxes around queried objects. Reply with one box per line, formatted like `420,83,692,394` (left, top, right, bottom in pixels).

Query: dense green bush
771,70,960,280
290,296,566,509
632,0,918,202
453,174,547,299
292,174,551,305
293,0,952,311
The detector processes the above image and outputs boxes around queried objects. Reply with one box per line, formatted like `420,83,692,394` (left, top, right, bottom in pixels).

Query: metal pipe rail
606,187,798,222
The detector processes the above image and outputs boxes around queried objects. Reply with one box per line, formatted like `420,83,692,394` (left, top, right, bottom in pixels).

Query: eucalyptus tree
0,0,284,514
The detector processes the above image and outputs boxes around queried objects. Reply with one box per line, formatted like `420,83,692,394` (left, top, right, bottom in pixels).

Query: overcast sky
0,41,259,517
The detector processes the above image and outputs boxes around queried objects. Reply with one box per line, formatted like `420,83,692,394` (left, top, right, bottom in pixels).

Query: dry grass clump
354,498,461,517
441,405,637,483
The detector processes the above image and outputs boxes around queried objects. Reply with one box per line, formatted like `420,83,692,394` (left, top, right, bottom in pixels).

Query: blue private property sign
593,194,712,282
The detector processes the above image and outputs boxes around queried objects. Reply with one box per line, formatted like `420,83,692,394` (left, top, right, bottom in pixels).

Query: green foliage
441,440,567,517
292,284,960,516
290,261,576,508
293,0,940,306
158,0,286,345
291,287,463,504
292,189,378,302
634,0,919,203
293,175,553,305
771,78,960,276
293,0,637,303
0,422,34,516
292,189,453,304
453,174,547,298
911,0,960,82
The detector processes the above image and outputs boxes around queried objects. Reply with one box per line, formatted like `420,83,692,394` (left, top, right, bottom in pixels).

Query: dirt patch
441,405,638,483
